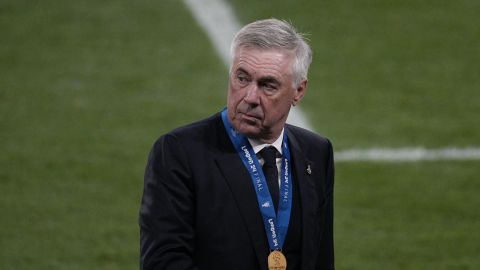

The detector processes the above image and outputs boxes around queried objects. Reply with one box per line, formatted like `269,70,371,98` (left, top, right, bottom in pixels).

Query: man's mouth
239,112,261,122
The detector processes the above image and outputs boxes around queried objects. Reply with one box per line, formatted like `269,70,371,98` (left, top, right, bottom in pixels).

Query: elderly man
140,19,334,270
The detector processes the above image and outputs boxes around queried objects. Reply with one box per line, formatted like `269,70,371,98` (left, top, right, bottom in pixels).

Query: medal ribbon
221,109,293,250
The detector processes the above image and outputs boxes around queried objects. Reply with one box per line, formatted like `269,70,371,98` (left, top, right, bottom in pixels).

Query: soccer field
1,0,479,269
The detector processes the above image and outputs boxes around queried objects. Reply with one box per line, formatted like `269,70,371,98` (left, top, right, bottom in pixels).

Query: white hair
230,18,312,86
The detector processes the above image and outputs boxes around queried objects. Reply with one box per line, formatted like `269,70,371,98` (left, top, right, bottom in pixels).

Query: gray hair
230,18,312,87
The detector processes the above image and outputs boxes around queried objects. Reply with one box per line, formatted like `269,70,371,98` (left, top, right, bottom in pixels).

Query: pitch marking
335,147,480,162
183,0,479,162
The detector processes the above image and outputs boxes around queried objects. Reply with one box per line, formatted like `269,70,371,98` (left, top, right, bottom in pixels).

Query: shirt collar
248,128,284,155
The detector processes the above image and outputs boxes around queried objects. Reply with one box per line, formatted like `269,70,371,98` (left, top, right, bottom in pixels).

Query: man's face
227,47,306,143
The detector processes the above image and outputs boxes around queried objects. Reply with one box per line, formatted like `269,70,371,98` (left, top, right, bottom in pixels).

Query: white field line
335,147,480,162
183,0,314,131
183,0,239,65
183,0,480,162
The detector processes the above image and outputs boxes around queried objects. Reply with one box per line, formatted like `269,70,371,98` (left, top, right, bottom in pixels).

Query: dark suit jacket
140,112,334,270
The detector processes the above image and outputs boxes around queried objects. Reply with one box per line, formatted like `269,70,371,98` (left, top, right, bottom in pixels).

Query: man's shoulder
152,112,224,149
285,123,334,162
285,124,331,146
168,112,222,138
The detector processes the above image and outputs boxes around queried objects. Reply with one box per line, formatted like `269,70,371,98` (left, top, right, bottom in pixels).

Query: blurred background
1,0,479,269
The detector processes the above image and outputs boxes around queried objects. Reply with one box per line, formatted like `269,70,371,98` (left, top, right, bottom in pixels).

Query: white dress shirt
247,129,284,188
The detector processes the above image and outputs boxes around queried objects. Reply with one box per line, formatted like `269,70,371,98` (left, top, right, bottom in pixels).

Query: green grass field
1,0,479,269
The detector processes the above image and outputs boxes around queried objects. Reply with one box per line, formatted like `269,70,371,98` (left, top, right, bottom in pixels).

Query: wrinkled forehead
231,47,295,77
233,45,295,61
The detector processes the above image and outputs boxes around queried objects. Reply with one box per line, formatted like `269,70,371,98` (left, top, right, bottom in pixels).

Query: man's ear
292,79,307,106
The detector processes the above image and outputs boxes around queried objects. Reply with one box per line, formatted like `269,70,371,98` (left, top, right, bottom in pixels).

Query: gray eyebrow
258,76,280,86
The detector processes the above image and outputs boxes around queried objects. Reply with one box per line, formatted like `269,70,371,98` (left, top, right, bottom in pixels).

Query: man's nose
243,84,260,105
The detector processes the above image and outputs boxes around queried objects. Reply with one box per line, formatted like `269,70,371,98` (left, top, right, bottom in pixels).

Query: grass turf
1,0,479,269
335,161,480,269
1,0,226,269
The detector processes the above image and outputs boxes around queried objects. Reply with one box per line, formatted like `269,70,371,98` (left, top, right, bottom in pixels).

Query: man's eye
262,83,277,92
237,75,249,84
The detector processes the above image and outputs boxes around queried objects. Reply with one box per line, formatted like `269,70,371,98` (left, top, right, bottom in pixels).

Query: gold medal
268,250,287,270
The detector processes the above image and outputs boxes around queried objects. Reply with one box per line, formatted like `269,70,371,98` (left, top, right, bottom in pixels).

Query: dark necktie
260,146,279,212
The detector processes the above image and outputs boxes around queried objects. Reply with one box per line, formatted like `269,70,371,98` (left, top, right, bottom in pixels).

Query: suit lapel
286,128,318,270
214,126,269,270
214,121,321,270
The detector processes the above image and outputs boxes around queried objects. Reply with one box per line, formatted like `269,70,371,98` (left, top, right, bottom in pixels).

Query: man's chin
233,122,262,138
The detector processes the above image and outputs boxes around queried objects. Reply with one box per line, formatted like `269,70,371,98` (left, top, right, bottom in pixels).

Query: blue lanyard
221,109,293,250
